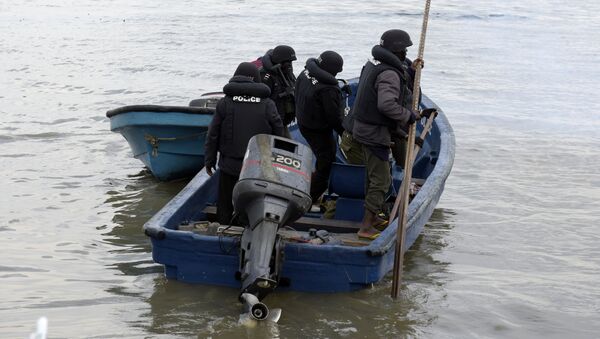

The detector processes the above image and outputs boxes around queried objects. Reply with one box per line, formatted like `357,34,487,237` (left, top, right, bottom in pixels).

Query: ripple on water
55,249,90,255
0,153,35,158
0,265,49,273
0,132,71,142
26,296,132,309
52,181,82,189
0,274,28,278
103,89,127,95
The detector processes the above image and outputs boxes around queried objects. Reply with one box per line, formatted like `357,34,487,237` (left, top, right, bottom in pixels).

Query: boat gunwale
106,105,214,118
367,94,455,255
108,111,215,131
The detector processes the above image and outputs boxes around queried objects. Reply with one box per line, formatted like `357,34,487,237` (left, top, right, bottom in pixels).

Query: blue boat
143,89,455,295
106,93,221,181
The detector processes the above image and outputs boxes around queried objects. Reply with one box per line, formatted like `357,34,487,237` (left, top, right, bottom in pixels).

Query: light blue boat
143,86,455,294
107,94,221,181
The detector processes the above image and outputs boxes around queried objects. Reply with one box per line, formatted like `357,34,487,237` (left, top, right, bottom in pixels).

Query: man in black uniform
350,29,421,239
295,51,345,204
257,45,297,136
341,37,423,168
204,62,284,225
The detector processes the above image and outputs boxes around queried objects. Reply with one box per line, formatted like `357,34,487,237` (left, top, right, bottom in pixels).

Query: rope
144,132,206,157
219,212,241,254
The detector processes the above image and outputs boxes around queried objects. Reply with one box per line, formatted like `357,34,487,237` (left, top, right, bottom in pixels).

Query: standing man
204,62,284,225
295,51,345,205
257,45,297,137
351,29,421,239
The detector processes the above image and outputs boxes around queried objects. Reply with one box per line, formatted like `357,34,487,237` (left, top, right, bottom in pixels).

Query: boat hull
143,95,455,292
108,106,214,181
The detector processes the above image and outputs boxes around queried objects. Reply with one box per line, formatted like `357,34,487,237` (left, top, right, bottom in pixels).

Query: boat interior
177,141,436,248
175,84,441,248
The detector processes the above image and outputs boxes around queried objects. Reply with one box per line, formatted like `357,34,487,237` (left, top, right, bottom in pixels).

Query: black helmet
318,50,343,76
272,45,297,64
234,62,260,82
380,29,413,52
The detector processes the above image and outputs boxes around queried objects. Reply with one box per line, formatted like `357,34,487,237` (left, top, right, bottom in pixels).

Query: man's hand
341,84,352,96
420,108,438,119
407,110,419,125
415,136,424,148
206,166,214,176
411,58,424,70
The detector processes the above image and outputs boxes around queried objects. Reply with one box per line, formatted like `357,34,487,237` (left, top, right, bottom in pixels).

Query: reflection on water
101,172,190,282
103,171,189,252
116,208,456,337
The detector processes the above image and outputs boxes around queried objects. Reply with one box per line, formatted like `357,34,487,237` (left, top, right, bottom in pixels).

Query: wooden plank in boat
179,220,371,247
292,216,361,232
202,205,362,232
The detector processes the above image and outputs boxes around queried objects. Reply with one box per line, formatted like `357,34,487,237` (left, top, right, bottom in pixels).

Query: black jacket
295,58,344,135
259,50,297,125
343,45,419,136
204,76,284,176
351,45,413,126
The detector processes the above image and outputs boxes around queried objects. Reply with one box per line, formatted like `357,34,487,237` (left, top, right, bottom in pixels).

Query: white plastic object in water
29,316,48,339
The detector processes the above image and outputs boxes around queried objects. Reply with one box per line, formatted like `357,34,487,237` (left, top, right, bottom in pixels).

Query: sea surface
1,0,599,338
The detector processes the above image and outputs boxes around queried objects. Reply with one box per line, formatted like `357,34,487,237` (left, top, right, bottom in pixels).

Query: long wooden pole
388,113,435,224
391,0,432,299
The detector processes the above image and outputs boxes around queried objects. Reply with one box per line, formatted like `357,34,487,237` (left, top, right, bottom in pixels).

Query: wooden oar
391,0,432,299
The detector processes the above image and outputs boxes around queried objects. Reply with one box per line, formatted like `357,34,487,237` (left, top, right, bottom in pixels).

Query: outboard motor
232,134,313,320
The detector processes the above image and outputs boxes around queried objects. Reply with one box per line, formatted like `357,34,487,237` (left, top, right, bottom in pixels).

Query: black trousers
217,171,240,225
299,126,337,203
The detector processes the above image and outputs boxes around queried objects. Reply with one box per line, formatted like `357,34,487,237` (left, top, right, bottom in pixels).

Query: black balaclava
234,62,261,83
317,51,343,76
380,29,412,61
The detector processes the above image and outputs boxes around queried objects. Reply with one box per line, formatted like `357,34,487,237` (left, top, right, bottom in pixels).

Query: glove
414,136,424,148
407,110,419,125
421,108,438,119
411,58,424,70
206,165,215,176
341,84,352,96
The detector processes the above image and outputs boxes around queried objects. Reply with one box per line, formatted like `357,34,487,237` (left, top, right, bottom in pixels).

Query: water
1,0,599,337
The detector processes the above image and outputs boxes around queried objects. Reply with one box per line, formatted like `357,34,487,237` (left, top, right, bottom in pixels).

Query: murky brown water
1,0,599,337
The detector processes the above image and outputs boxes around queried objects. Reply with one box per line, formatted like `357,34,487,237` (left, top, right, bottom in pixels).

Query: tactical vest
295,59,341,130
352,61,412,127
219,77,273,160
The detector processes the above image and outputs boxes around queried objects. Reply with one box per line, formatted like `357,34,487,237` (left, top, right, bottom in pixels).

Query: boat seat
326,163,366,222
328,162,366,199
